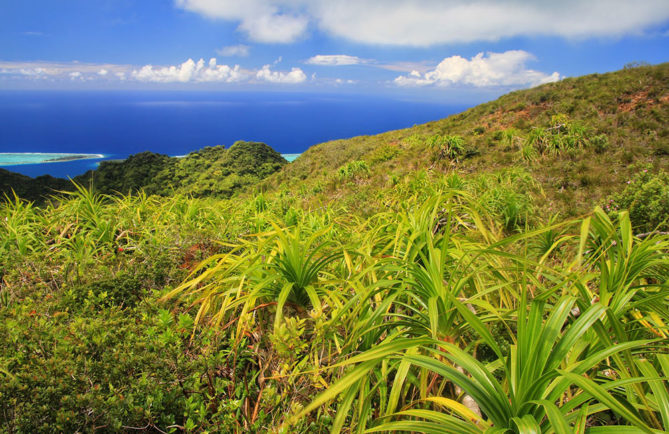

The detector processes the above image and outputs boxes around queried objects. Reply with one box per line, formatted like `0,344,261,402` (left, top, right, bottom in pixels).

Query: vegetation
0,168,72,203
268,62,669,218
608,166,669,232
1,63,668,432
0,141,287,202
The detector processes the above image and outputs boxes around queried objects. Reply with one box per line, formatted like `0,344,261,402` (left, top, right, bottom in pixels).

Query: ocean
0,91,467,178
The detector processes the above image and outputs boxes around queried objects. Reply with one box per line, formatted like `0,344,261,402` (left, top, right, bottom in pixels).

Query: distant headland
0,153,105,166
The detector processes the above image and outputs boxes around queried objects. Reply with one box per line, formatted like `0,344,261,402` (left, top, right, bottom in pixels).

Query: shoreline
0,153,106,166
0,152,300,166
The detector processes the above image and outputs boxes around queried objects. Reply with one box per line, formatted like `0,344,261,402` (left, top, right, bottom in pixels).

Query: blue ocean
0,91,466,178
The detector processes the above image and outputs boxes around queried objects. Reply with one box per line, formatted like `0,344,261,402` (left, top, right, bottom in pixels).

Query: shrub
609,168,669,232
337,160,370,180
591,134,610,154
428,135,467,162
367,145,400,164
519,142,538,161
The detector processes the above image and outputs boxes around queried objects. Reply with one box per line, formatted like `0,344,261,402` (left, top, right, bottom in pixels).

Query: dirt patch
480,102,551,130
618,90,649,112
180,243,216,270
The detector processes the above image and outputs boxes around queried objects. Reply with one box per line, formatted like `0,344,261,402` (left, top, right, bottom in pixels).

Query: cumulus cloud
306,54,367,66
394,51,560,88
0,59,308,86
132,58,248,83
216,44,250,57
176,0,669,46
255,65,306,84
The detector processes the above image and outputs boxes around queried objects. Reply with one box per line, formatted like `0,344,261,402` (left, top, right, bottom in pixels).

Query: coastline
0,153,105,166
0,152,299,167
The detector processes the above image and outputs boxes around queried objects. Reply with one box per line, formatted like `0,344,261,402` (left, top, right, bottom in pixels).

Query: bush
428,135,466,162
367,145,400,164
609,168,669,232
591,134,610,154
337,160,369,180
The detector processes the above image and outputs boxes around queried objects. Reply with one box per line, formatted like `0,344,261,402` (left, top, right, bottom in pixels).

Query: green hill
77,141,287,197
0,141,287,202
0,168,73,201
266,63,669,219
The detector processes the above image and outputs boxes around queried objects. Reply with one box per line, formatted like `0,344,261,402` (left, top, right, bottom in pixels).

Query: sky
1,0,669,103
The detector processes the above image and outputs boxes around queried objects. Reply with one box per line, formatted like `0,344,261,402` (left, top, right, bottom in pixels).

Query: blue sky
1,0,669,102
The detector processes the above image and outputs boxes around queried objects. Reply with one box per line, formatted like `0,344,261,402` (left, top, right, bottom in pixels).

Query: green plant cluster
608,167,669,232
0,186,318,432
336,160,369,180
428,134,467,162
172,181,669,433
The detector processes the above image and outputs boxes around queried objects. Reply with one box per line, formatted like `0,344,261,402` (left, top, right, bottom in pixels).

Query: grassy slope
265,63,669,217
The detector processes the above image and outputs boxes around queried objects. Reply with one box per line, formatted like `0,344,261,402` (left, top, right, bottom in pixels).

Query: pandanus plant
0,192,42,257
163,221,344,336
296,294,662,433
291,207,669,433
55,182,118,246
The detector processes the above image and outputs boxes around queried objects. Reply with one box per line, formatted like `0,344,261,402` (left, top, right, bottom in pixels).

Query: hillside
0,169,73,201
77,141,287,198
266,63,669,219
1,64,669,433
0,141,287,202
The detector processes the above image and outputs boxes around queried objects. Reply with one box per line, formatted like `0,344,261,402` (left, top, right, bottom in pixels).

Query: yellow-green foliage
167,186,669,433
2,62,669,433
2,167,669,433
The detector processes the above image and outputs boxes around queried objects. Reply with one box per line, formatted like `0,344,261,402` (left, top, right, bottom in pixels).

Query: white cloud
0,59,308,86
216,44,250,57
176,0,669,46
306,54,367,66
238,13,307,43
175,0,307,43
255,65,306,83
394,51,560,88
0,61,129,80
132,58,248,83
